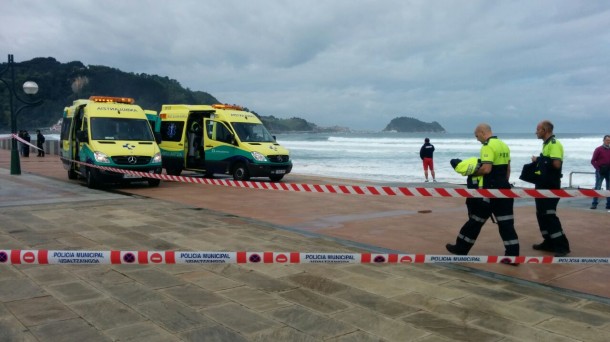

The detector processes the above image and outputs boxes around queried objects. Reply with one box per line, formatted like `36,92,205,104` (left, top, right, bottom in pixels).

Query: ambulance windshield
232,122,275,142
90,118,154,141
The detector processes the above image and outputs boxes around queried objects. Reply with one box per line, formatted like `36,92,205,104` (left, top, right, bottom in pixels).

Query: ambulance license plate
123,174,141,179
273,169,286,175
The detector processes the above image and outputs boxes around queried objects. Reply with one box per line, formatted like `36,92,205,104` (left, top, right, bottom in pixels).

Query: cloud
2,0,610,132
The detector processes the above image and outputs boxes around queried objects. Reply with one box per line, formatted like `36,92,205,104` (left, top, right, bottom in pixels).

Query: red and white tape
0,250,607,265
4,134,42,150
61,157,610,199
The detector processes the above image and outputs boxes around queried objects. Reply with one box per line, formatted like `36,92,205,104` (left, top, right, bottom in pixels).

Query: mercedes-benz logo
127,156,137,164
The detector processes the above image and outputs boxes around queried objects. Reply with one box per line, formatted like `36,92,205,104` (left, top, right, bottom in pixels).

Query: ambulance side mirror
76,130,88,142
154,132,162,144
227,133,236,145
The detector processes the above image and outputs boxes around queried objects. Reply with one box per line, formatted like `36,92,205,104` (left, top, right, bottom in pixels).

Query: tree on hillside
0,57,218,131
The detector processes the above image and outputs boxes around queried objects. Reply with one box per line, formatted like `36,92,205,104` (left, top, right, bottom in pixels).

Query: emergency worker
452,156,488,219
531,120,570,257
446,123,520,263
187,121,202,163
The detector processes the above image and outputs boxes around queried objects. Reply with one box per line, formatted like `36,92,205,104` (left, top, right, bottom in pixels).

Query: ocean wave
283,133,600,187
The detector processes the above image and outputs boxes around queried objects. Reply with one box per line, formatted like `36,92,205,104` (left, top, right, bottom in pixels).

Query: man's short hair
424,138,430,143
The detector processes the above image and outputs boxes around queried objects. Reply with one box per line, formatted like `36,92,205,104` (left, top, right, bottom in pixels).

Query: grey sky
2,0,609,133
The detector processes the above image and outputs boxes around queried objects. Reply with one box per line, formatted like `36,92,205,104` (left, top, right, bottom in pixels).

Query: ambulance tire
68,168,78,180
232,163,250,181
269,175,284,182
148,179,161,187
86,168,99,189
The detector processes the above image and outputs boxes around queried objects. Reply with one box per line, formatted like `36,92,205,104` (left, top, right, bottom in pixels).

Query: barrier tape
0,250,607,265
5,134,42,151
60,157,610,199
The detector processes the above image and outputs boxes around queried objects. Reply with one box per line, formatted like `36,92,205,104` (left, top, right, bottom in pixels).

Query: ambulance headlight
152,152,162,163
94,151,111,163
251,151,266,162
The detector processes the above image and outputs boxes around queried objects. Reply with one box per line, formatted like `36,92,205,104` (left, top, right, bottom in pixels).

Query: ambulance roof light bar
212,103,243,110
89,96,135,104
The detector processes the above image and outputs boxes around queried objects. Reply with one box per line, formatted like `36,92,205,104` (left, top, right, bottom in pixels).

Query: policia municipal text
446,123,520,265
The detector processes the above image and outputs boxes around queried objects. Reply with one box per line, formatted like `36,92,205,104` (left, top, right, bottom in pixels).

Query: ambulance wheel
269,175,284,182
68,168,78,180
86,168,99,189
148,179,161,187
232,163,250,181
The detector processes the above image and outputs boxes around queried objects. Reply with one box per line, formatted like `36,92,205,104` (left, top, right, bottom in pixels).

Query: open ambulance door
204,119,237,177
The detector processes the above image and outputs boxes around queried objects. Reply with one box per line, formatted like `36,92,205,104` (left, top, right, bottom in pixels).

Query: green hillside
0,57,335,133
0,57,218,131
383,116,446,133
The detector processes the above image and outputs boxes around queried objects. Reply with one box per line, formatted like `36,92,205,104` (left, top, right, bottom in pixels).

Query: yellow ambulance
158,104,292,181
60,96,163,188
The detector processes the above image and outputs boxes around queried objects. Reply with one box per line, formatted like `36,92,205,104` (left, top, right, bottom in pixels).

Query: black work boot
532,240,554,252
445,244,468,255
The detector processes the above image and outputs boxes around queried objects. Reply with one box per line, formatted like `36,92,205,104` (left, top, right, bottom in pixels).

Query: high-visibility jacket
480,136,511,189
454,157,483,189
535,135,563,189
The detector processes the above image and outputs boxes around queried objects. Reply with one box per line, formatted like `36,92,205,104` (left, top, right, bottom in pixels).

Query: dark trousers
37,144,45,157
453,197,519,256
592,170,610,207
535,198,570,253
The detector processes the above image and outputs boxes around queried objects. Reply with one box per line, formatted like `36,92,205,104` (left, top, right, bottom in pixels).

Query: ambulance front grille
268,155,289,163
112,156,152,165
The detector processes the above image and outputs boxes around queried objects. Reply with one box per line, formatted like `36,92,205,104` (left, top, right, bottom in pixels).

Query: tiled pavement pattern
1,192,610,341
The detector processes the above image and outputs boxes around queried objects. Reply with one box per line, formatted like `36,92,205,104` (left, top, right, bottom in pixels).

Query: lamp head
23,81,38,95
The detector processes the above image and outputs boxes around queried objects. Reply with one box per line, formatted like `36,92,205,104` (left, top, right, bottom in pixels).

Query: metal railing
568,171,595,189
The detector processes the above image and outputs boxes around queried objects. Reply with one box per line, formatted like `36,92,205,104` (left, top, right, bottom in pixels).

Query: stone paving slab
333,287,419,317
180,324,249,342
204,302,283,335
471,315,580,342
136,299,216,333
402,311,501,342
0,315,38,342
5,296,78,326
536,318,610,342
333,307,428,341
29,318,110,342
218,286,292,312
96,281,166,306
279,288,349,314
0,278,46,302
45,281,106,303
160,284,227,309
70,298,146,330
269,305,356,339
105,321,181,342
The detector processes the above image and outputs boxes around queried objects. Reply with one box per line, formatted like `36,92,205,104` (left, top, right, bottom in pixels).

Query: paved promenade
1,149,610,341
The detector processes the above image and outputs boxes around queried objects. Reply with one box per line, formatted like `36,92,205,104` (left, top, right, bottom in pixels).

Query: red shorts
423,158,434,171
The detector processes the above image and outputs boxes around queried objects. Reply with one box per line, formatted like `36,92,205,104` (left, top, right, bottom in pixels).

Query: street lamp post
0,54,42,175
